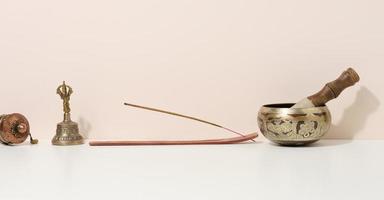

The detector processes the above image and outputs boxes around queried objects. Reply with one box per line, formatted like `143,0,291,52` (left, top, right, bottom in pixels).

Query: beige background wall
1,0,382,140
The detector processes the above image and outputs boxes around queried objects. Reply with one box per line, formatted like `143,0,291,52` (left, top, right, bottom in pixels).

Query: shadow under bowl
258,103,331,146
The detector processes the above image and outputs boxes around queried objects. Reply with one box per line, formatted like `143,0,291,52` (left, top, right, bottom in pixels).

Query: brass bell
52,81,84,145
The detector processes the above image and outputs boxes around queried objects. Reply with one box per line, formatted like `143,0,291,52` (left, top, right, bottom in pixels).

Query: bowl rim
260,103,330,114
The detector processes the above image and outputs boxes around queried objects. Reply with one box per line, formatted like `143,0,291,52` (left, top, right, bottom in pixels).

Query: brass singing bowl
258,103,331,146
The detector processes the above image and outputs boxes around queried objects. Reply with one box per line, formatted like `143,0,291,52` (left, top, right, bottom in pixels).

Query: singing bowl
258,103,331,146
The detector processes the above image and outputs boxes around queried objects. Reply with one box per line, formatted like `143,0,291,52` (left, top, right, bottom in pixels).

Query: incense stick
124,102,256,142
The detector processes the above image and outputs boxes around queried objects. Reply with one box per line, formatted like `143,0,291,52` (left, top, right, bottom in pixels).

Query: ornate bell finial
57,81,73,121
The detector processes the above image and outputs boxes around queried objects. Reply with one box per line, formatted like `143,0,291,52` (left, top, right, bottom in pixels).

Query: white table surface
1,140,383,200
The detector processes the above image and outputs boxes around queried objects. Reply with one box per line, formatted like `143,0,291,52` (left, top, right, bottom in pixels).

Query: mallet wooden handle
308,68,360,106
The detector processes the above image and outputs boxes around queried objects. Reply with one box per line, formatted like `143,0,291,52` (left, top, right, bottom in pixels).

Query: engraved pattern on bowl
258,103,331,146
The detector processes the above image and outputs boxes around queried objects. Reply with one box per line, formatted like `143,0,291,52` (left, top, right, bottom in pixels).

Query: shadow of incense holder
89,103,257,146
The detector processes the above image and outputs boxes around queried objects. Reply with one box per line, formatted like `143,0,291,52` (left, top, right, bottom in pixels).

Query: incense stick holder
258,103,331,146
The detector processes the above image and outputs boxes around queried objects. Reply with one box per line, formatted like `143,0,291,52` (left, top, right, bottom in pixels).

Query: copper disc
0,113,30,144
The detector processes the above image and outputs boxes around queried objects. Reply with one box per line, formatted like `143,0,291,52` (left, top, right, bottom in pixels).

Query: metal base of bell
52,119,84,146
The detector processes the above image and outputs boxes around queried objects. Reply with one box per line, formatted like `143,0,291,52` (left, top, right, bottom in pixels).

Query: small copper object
89,103,258,146
0,113,38,145
52,81,84,145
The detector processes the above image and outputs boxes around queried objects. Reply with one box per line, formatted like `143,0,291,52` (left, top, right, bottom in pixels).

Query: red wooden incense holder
89,103,257,146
